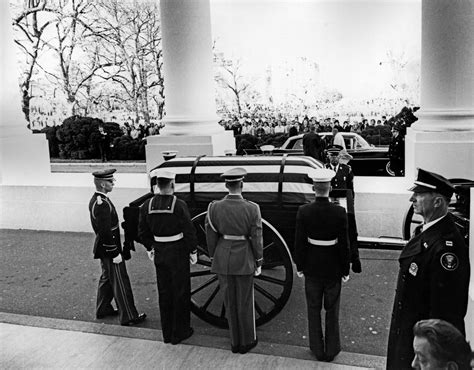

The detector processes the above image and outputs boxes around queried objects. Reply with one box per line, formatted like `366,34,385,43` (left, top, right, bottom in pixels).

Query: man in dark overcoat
294,168,350,362
205,167,263,354
325,146,361,273
303,124,325,161
388,125,405,176
89,169,146,326
386,168,470,369
138,169,197,345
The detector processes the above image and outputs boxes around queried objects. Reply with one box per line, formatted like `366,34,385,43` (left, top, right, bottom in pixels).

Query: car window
293,138,303,150
355,135,371,149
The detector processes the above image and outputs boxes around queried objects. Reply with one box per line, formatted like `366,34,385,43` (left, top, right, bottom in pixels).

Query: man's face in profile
412,336,448,370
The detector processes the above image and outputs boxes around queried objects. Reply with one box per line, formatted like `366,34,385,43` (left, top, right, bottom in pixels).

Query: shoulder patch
440,252,458,271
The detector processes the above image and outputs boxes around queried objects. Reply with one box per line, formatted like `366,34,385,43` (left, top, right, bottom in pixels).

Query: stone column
405,0,474,180
0,2,50,184
145,0,234,171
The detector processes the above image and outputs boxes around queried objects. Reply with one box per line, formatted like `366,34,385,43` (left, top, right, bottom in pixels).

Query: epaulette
96,195,103,205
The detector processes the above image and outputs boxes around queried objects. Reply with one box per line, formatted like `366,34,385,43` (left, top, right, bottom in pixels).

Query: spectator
412,319,472,370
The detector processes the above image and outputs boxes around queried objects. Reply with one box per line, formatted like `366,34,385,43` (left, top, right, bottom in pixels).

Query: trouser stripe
114,263,133,319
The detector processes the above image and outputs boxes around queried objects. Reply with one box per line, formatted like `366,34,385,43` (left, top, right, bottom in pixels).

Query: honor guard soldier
325,145,361,273
387,169,470,369
205,167,263,354
89,169,146,326
138,169,197,345
294,168,350,362
388,124,405,176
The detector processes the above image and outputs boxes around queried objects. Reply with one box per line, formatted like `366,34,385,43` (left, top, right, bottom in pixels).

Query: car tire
386,161,396,176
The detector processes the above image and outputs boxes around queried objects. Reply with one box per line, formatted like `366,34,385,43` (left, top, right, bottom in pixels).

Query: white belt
154,233,184,242
307,237,338,246
223,235,247,241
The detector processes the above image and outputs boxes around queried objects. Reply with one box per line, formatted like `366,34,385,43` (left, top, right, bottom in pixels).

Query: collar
315,197,330,203
95,191,108,198
422,214,447,232
225,194,243,199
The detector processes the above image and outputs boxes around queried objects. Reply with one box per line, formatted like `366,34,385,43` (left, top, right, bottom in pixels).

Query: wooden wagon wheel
190,212,294,328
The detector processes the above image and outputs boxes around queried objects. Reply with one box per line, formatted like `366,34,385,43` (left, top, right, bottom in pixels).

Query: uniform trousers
218,274,256,347
154,242,191,342
305,276,341,360
97,258,138,325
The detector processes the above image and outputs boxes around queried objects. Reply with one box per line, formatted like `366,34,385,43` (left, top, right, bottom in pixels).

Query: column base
405,126,474,181
0,132,51,184
145,131,235,172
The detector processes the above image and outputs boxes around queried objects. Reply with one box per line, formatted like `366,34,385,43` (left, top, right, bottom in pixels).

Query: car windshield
290,134,371,150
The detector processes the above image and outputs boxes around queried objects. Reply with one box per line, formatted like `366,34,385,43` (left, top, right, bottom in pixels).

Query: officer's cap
338,149,353,161
409,168,454,198
92,168,116,180
221,167,247,182
149,168,175,180
327,145,344,155
308,168,336,183
161,150,178,159
260,145,275,153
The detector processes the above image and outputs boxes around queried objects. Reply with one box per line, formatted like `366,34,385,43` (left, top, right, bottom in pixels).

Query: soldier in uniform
138,169,197,345
325,145,361,273
205,167,263,354
89,169,146,326
388,124,405,176
294,168,350,362
387,169,470,369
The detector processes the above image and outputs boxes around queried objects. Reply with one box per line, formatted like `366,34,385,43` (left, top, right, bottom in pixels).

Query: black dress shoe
121,313,147,326
171,327,194,345
239,337,258,354
96,309,119,319
231,345,240,353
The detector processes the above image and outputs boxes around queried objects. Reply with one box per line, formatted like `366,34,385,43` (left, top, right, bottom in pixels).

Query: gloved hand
254,266,262,276
351,259,362,273
342,275,350,283
147,249,155,261
296,271,304,278
190,251,197,265
112,254,123,264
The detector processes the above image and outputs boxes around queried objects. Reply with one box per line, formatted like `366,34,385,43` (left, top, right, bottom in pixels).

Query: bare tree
11,0,56,122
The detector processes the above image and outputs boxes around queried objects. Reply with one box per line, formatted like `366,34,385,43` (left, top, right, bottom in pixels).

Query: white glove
112,254,123,264
147,249,155,261
190,251,197,265
296,271,304,278
254,266,262,276
342,275,350,283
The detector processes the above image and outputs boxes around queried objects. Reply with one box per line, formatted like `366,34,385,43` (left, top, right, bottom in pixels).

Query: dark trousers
218,274,256,347
96,258,138,325
154,243,191,342
304,276,341,360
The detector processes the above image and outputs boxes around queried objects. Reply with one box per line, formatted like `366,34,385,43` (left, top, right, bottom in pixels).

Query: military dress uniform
205,168,263,353
138,173,197,344
89,169,143,326
388,128,405,176
325,147,361,273
294,168,350,361
387,170,470,369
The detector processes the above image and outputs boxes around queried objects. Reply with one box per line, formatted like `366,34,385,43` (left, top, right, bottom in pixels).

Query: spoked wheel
190,212,293,328
402,204,423,240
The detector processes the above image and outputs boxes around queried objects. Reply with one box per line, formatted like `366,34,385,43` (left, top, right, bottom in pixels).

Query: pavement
0,229,394,369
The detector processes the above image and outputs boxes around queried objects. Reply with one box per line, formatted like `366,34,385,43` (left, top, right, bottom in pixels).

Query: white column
405,0,474,179
0,2,50,184
146,0,234,171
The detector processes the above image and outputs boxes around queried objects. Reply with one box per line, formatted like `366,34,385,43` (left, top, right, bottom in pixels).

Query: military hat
260,145,275,153
220,167,247,182
149,168,175,180
161,150,178,160
307,168,336,183
409,168,455,198
327,145,344,155
338,149,353,161
92,168,116,180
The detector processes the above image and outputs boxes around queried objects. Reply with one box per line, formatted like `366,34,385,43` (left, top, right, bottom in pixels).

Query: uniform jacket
89,192,121,259
303,132,324,161
388,135,405,162
205,194,263,275
325,163,354,197
137,194,197,253
294,197,350,279
387,213,470,369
